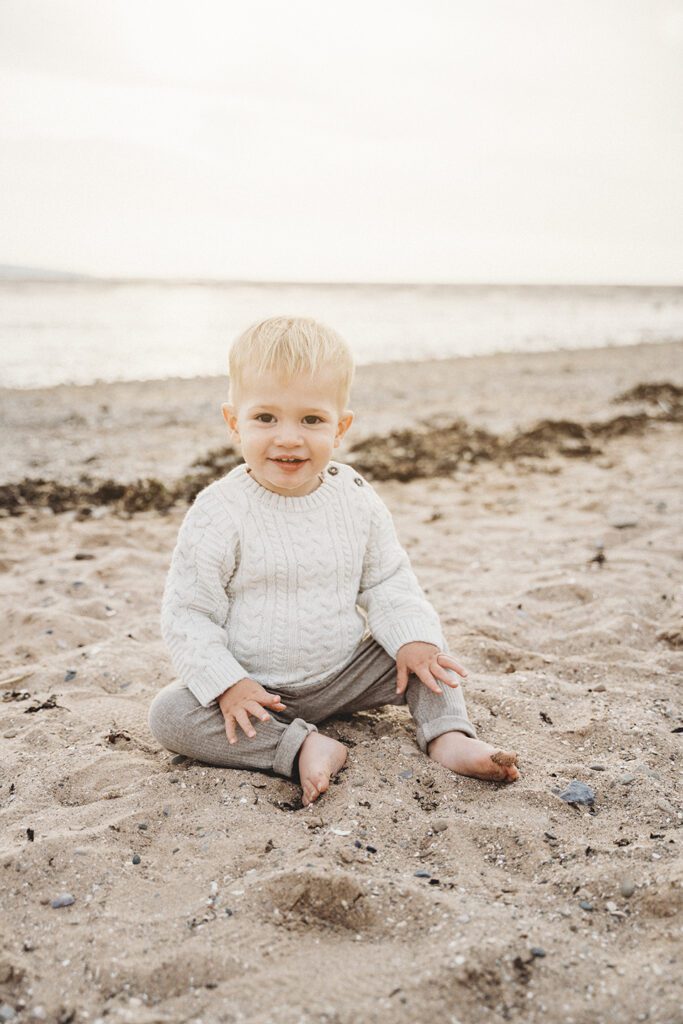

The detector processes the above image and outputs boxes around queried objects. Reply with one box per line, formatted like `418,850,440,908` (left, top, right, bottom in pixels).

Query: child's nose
276,421,303,444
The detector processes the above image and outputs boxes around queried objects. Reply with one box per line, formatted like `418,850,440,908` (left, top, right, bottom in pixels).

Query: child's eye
254,413,275,423
303,415,324,424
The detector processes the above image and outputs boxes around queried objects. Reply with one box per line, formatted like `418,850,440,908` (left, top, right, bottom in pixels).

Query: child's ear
334,410,354,447
221,403,240,440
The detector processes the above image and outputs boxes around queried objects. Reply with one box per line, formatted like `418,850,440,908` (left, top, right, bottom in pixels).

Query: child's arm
160,494,251,708
356,487,445,658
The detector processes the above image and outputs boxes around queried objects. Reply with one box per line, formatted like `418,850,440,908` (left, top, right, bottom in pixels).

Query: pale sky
1,0,682,283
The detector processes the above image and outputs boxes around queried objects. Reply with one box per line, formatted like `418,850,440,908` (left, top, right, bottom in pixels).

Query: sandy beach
1,340,682,1024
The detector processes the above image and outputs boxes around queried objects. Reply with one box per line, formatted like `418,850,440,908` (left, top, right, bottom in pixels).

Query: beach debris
106,728,131,745
589,543,606,566
64,670,77,682
26,829,34,842
557,780,595,806
50,893,75,909
0,671,34,690
24,695,60,713
540,711,553,724
73,552,94,560
2,690,31,703
620,879,636,898
530,947,546,958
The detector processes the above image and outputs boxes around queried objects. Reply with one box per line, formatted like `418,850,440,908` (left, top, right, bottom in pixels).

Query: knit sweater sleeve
356,486,444,658
160,492,248,707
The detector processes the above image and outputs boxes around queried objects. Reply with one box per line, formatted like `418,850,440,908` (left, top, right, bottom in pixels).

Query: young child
149,316,519,806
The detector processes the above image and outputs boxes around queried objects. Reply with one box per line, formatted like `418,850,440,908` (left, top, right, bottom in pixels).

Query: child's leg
147,678,318,780
310,636,518,782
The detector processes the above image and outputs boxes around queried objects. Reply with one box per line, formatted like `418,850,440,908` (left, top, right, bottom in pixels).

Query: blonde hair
228,316,355,412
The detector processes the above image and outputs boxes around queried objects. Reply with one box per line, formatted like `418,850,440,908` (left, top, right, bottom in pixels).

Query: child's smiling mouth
269,457,308,470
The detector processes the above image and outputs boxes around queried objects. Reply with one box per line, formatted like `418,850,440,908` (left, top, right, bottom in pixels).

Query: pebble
50,893,75,909
339,849,354,864
619,773,636,785
399,770,414,779
609,510,639,529
589,764,607,771
171,754,187,765
432,820,448,833
656,798,675,814
620,879,636,898
579,900,594,912
0,1006,16,1022
63,670,77,682
592,683,606,692
414,870,431,878
137,823,148,831
530,947,546,958
558,780,595,806
132,854,141,865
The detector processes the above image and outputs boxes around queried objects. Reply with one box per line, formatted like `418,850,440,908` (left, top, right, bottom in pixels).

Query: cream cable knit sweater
160,460,445,707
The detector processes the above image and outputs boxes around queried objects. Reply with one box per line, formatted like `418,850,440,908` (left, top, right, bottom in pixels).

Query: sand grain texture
1,342,682,1024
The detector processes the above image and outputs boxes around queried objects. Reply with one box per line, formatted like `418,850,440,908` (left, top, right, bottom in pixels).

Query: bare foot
297,733,348,807
427,731,520,783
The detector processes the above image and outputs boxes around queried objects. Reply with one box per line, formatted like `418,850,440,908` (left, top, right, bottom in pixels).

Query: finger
262,692,287,707
435,653,468,677
416,666,443,695
430,660,460,688
224,714,237,745
245,699,272,723
395,662,409,695
234,707,257,739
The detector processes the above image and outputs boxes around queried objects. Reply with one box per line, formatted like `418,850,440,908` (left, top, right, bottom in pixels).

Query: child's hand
217,678,287,744
395,641,468,696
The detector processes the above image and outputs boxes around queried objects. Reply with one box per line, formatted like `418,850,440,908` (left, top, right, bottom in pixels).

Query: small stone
558,780,595,806
589,764,607,771
50,893,75,908
0,1005,16,1022
63,670,77,682
619,773,636,785
171,754,187,765
137,822,148,830
399,770,414,779
132,854,141,865
414,870,431,878
30,1008,46,1021
432,820,448,833
620,879,636,898
530,947,546,958
579,900,593,912
656,798,675,814
366,845,377,854
339,849,354,864
609,510,639,529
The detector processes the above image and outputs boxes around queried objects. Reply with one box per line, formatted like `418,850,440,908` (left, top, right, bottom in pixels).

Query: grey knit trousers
148,635,476,781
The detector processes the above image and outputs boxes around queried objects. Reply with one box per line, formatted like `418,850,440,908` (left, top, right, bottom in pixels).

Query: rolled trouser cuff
272,717,319,779
416,715,477,753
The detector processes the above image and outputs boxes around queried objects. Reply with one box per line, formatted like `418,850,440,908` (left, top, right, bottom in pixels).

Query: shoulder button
354,476,364,486
327,465,339,475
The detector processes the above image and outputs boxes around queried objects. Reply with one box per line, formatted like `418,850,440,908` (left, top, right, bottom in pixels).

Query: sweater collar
236,461,339,512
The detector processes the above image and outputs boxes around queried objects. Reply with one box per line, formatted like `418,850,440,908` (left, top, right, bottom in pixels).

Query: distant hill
0,264,90,281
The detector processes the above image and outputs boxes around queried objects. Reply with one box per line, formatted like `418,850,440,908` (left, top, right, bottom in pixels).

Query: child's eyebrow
247,405,331,415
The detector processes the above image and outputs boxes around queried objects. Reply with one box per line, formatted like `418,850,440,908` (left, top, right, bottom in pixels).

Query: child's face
222,367,354,497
